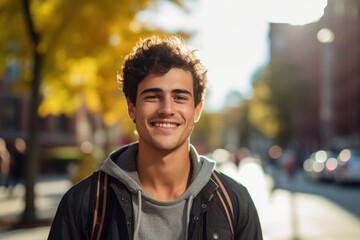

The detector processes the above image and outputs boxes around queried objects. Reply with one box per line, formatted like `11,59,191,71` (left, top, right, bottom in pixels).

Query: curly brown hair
118,35,207,107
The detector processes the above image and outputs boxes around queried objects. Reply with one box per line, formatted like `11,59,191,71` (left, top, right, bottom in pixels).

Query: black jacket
48,171,262,239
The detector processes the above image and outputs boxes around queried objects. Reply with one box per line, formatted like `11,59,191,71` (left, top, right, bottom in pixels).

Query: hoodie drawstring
185,195,194,239
133,190,142,240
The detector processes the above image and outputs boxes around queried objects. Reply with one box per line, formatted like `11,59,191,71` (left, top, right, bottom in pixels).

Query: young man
48,35,263,239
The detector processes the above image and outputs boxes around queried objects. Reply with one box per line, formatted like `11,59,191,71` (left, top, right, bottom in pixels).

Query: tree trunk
21,0,43,223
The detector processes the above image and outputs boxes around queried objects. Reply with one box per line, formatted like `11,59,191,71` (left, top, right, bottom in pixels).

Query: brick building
269,0,360,151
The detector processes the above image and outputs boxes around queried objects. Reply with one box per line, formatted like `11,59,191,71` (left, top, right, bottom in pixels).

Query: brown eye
174,95,188,102
144,95,160,101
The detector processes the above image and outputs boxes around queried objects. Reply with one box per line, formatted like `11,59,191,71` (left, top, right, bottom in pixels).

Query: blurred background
1,0,360,239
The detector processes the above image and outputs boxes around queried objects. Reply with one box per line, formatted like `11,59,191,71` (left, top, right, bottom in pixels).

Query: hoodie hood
100,142,142,195
100,142,215,240
100,142,215,200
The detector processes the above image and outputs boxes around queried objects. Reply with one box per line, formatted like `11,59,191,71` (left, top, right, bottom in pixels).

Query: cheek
135,105,155,123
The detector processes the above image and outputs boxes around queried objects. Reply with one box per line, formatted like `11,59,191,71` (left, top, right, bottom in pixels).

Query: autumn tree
0,0,187,224
248,61,309,147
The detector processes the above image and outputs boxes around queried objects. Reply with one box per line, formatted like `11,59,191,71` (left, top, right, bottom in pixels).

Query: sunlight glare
137,0,328,110
265,0,328,25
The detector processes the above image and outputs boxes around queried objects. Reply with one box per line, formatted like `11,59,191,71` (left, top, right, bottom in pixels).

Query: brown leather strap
97,172,107,240
212,171,234,234
90,171,108,240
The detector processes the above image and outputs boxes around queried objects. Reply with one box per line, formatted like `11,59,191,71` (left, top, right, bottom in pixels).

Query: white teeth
155,123,177,128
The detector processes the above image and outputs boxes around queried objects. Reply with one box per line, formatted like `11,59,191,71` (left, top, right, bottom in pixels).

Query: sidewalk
0,175,72,240
258,168,360,240
220,160,360,240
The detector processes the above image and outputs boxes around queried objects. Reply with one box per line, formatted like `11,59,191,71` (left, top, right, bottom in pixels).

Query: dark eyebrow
140,88,192,96
173,89,192,96
140,88,162,95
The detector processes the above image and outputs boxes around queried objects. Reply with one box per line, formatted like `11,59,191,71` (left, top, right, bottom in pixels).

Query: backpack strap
211,171,234,234
89,170,108,240
87,170,234,237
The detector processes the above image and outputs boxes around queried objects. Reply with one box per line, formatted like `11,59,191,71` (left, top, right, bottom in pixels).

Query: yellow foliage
85,89,101,112
2,0,189,141
255,82,271,100
32,0,61,31
248,86,279,138
67,58,99,86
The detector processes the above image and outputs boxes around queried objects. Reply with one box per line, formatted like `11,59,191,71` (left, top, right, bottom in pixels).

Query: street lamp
317,28,335,43
317,28,335,148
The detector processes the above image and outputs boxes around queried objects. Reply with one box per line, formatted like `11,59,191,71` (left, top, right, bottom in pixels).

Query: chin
153,141,187,152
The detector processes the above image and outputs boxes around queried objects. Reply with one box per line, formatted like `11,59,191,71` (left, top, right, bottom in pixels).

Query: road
273,168,360,219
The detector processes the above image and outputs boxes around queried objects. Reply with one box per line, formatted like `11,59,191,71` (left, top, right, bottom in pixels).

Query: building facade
269,0,360,152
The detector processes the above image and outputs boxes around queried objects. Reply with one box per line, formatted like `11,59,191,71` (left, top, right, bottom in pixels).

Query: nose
158,96,174,116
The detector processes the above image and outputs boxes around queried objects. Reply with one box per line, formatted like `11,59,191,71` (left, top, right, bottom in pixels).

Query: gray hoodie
100,142,215,240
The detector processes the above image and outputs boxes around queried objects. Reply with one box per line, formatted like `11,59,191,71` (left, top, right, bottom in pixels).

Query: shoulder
66,175,93,199
49,174,95,238
215,171,263,238
214,171,252,202
57,174,94,216
213,171,258,221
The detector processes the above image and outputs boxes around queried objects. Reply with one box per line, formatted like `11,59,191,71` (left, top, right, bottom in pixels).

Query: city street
219,159,360,240
1,161,360,240
260,167,360,240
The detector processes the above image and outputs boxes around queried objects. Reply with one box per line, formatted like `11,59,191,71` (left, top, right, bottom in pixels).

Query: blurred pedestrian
282,150,297,179
0,138,11,188
49,35,263,239
6,138,26,197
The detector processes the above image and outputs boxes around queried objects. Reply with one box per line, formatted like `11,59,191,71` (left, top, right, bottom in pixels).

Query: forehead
137,68,194,94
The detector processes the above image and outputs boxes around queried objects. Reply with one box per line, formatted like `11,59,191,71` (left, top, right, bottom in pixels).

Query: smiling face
127,68,203,153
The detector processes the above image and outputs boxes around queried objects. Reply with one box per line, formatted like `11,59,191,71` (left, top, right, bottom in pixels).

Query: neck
137,142,192,201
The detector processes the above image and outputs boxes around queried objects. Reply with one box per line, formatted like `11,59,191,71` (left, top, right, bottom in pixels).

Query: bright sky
138,0,328,111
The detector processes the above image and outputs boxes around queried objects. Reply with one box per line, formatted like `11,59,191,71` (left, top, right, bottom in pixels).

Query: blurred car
334,148,360,184
303,150,339,181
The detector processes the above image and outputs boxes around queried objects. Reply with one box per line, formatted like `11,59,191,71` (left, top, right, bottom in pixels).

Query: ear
194,101,203,123
126,98,136,122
